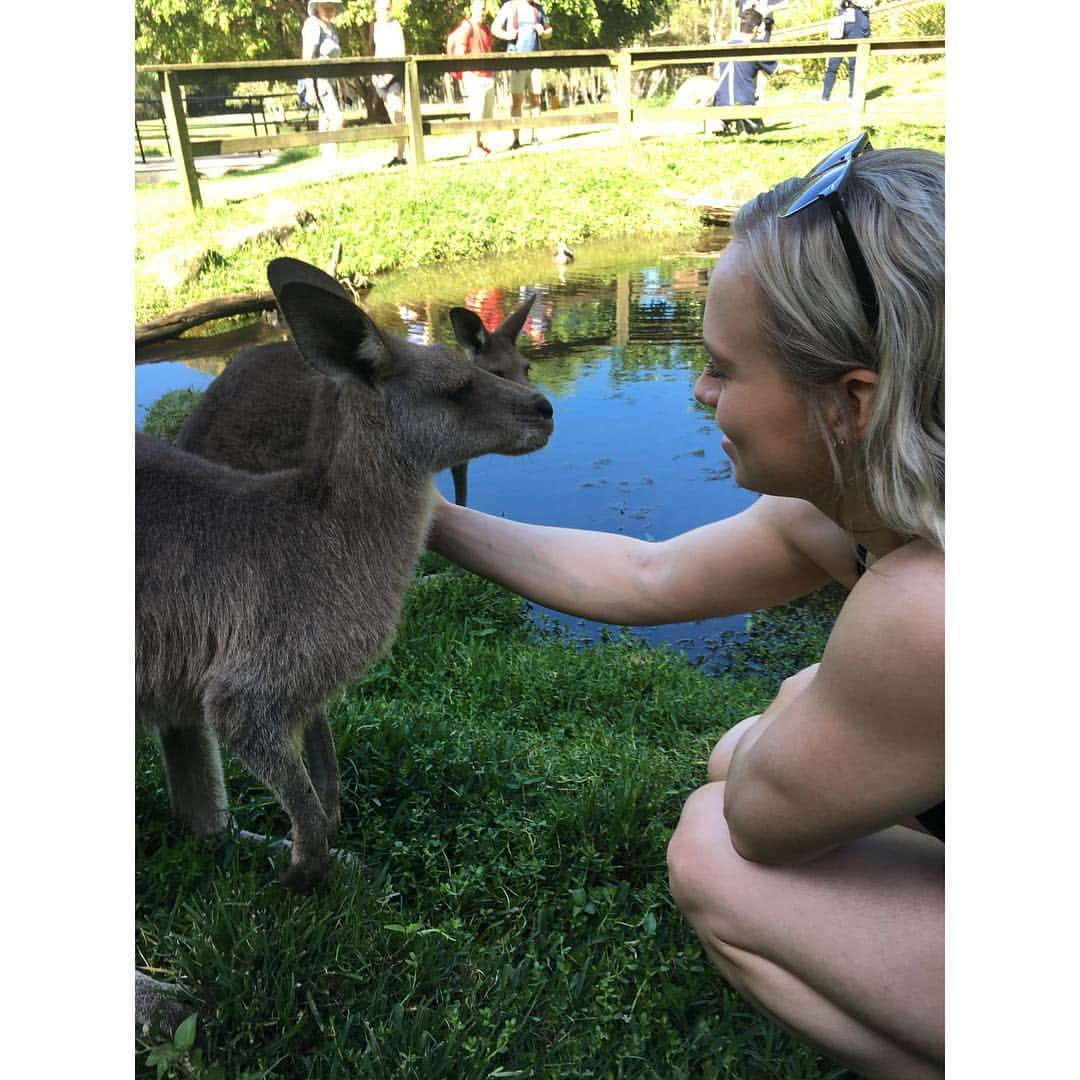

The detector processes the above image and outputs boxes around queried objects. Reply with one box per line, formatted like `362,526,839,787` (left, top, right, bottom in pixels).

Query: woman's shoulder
754,495,864,587
829,539,943,704
859,540,944,613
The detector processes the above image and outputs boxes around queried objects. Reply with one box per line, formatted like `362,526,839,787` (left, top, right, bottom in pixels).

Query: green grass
142,388,205,439
137,569,846,1079
135,57,943,324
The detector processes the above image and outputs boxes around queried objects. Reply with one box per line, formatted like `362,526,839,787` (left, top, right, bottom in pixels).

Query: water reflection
134,235,757,670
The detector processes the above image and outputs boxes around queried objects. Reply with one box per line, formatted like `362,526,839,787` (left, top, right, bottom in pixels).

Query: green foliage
135,0,678,64
135,0,305,65
142,388,205,440
143,1014,226,1079
137,570,843,1077
900,1,946,39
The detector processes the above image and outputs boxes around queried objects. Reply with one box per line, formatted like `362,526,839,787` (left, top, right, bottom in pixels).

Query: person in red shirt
448,0,496,160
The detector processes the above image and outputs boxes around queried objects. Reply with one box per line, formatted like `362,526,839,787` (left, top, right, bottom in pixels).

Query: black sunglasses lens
805,133,872,178
780,162,848,217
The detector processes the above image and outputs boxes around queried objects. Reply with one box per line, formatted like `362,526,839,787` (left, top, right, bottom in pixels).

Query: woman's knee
667,782,739,922
707,714,761,782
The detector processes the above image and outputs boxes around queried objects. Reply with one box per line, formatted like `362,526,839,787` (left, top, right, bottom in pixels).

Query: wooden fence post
616,50,633,143
849,39,871,138
161,71,202,211
404,59,426,167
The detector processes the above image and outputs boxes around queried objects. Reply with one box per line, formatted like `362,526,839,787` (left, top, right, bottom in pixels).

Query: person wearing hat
301,2,344,162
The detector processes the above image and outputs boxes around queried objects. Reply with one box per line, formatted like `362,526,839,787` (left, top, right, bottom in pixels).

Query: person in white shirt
371,0,407,166
301,2,344,162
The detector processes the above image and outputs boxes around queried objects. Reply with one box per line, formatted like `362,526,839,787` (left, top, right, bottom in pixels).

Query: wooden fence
138,34,944,212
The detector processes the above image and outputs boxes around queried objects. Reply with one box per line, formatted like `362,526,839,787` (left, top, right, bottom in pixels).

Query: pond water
135,234,761,670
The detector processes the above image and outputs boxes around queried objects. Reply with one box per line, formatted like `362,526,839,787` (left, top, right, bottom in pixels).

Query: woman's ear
837,368,878,441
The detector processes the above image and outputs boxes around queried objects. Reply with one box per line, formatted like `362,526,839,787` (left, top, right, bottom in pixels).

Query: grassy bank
137,567,845,1079
135,58,943,323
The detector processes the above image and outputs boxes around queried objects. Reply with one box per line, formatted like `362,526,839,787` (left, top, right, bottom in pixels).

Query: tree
134,0,679,66
135,1,306,64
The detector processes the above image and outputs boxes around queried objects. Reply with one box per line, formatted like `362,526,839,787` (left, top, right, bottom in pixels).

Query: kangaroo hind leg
205,688,329,891
155,719,230,836
303,705,341,842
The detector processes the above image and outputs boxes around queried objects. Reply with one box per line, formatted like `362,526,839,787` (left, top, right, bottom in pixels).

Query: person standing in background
491,0,551,150
822,0,873,102
301,1,344,165
711,7,798,135
371,0,408,167
447,0,496,160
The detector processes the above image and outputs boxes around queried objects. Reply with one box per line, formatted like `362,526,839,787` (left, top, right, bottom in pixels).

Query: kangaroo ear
275,281,398,385
448,306,487,359
496,291,537,341
267,256,353,303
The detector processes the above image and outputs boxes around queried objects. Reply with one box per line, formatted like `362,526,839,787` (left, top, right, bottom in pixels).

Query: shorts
461,73,495,121
509,67,542,97
372,74,403,100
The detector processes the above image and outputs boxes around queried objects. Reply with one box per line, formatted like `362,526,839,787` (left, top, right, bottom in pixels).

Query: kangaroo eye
447,381,473,405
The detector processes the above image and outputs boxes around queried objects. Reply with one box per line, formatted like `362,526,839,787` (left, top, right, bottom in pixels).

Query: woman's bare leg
667,781,944,1079
707,712,762,781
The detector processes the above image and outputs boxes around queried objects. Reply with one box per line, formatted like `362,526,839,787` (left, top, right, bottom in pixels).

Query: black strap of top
916,801,945,842
854,543,869,579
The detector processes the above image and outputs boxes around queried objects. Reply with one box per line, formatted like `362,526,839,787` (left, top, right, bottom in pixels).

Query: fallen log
135,290,277,347
136,318,287,367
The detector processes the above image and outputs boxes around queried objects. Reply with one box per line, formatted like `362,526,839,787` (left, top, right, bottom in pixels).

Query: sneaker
510,138,522,151
386,156,406,168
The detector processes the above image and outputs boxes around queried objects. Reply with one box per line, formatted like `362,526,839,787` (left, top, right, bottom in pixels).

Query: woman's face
695,241,834,501
316,3,338,20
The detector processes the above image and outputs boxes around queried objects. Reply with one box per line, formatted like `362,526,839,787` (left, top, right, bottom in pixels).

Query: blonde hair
732,147,945,550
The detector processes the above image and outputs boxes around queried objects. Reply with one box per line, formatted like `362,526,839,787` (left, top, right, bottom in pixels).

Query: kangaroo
176,274,537,507
136,256,553,896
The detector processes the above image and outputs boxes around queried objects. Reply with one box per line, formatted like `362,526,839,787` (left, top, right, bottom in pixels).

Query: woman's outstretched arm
427,492,839,626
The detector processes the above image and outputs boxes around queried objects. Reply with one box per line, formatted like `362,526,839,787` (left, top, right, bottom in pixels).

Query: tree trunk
135,291,277,347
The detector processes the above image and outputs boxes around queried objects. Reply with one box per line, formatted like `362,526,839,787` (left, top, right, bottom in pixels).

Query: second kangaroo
135,257,554,890
177,278,537,506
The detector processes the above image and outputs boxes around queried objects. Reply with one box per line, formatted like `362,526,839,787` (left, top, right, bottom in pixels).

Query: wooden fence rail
138,34,943,212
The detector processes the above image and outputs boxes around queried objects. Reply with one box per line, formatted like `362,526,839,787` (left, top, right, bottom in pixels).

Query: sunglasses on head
779,132,879,335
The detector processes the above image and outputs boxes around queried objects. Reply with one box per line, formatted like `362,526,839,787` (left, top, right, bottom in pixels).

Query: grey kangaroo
176,280,537,507
136,256,553,897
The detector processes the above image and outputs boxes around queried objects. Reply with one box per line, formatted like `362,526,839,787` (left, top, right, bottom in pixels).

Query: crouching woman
667,138,944,1080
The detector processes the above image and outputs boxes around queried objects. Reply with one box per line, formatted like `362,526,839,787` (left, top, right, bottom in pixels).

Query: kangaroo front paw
277,853,329,892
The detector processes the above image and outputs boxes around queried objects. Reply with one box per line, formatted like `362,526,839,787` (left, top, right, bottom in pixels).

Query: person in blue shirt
822,0,873,101
492,0,552,149
711,8,779,135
